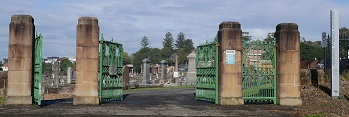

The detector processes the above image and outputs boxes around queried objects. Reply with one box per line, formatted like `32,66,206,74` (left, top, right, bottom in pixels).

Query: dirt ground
294,79,349,116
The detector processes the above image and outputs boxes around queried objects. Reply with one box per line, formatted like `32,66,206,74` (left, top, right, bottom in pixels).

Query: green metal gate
33,33,43,105
242,39,277,104
99,35,123,103
195,40,219,104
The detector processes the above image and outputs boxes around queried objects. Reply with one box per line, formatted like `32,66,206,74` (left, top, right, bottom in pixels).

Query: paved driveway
0,88,299,116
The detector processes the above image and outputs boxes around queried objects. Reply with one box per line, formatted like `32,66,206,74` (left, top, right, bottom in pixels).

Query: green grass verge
0,97,5,105
123,85,195,92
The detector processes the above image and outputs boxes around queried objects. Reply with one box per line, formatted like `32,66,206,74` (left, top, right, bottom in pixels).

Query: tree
300,41,323,61
59,59,73,75
264,32,275,42
123,52,132,65
340,27,349,39
149,48,162,64
0,61,2,67
141,36,150,49
177,48,187,64
175,32,186,49
183,39,194,54
163,32,174,50
42,62,52,75
160,47,173,59
242,32,252,43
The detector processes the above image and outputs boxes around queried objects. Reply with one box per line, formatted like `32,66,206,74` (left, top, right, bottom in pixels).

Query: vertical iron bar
215,42,219,104
99,36,104,103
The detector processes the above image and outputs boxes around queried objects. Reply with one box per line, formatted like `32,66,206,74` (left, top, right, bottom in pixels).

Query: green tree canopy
163,32,174,50
177,48,187,64
123,52,132,65
160,47,173,60
242,32,252,43
340,27,349,39
175,32,186,49
264,32,275,42
141,36,150,49
59,58,73,75
300,41,323,61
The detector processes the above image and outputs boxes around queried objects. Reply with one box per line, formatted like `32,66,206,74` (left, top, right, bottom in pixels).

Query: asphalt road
0,88,299,116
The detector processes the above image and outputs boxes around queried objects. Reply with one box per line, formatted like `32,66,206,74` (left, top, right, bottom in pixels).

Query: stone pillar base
219,97,244,105
279,97,302,106
73,96,99,105
6,96,32,105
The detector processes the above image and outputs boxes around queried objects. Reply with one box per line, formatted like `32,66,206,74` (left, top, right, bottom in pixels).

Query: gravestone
52,61,60,86
123,66,130,89
142,58,151,84
67,67,72,84
160,60,168,84
186,51,196,85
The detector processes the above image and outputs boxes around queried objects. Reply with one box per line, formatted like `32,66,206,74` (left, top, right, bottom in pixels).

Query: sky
0,0,348,59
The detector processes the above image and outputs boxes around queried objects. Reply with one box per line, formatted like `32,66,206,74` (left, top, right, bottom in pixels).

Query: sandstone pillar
217,21,244,105
275,23,302,106
6,15,34,104
160,60,168,84
74,17,99,105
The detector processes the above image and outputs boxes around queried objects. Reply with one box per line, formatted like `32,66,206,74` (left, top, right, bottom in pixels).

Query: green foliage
242,32,252,43
0,61,2,66
263,32,274,42
160,47,173,60
163,32,174,50
340,27,349,39
141,36,150,49
0,96,5,105
123,52,132,65
183,39,194,54
177,48,187,64
59,58,73,75
175,32,186,49
42,62,52,75
300,41,323,61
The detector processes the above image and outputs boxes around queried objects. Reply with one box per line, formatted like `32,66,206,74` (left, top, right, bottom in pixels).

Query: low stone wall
300,69,326,86
0,71,8,97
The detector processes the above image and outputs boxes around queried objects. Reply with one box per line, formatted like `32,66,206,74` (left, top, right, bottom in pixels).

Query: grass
305,112,327,117
0,97,5,105
123,85,195,92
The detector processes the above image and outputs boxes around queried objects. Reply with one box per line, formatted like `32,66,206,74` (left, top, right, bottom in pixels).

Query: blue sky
0,0,348,59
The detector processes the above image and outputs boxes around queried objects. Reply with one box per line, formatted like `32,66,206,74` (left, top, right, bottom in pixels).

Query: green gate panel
33,33,43,105
99,35,123,103
242,39,277,104
195,39,218,104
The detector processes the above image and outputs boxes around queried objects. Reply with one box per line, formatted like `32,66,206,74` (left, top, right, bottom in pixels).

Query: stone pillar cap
78,17,98,24
142,58,151,63
11,14,33,23
187,51,196,58
219,21,240,29
276,23,298,30
160,60,168,64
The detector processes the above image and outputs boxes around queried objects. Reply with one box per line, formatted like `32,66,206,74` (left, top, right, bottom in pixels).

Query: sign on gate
226,50,236,64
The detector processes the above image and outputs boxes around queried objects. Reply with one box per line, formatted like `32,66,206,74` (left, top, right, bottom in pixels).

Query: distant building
0,64,8,71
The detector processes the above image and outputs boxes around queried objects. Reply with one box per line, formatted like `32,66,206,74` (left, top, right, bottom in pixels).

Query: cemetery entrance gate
242,39,277,104
99,36,124,103
33,33,43,105
195,40,219,104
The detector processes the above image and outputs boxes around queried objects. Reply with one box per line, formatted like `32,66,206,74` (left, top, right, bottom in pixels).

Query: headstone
7,15,34,104
160,60,168,84
142,58,151,84
186,51,196,85
123,66,130,89
67,67,72,84
52,61,60,86
74,17,99,105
